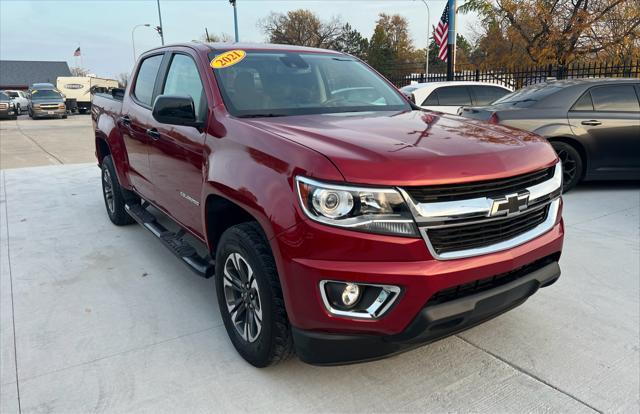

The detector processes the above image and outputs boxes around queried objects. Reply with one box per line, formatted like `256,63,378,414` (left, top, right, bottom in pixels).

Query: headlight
296,176,418,236
58,103,65,109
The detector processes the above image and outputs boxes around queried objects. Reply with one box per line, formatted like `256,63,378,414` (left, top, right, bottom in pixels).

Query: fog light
320,280,401,319
341,283,360,307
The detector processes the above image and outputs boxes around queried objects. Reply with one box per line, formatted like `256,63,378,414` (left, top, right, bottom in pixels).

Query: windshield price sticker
211,50,246,69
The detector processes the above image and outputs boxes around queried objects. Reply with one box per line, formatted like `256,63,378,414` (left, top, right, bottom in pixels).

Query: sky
0,0,478,79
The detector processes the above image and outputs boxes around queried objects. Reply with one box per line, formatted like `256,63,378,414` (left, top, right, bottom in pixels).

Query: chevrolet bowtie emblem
489,192,530,217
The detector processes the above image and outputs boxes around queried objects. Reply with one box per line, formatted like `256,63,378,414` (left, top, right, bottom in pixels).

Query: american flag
434,4,449,62
73,47,81,57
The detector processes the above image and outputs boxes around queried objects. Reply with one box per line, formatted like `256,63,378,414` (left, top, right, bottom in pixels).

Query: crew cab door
147,51,208,237
121,53,165,201
568,84,640,176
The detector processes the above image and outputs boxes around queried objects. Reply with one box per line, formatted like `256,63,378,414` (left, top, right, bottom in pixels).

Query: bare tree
70,67,90,76
259,9,343,48
199,31,233,43
116,72,130,88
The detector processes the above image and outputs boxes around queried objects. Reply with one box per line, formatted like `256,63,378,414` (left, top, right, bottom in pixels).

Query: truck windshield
211,51,410,117
31,90,62,99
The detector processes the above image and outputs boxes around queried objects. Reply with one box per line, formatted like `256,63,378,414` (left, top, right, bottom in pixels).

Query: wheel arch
547,136,588,178
95,136,110,165
204,192,269,255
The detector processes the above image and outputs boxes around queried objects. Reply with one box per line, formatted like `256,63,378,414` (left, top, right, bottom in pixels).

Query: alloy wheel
223,252,263,343
555,147,577,186
102,167,115,214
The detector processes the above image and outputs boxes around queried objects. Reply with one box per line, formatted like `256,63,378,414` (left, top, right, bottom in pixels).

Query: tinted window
422,91,439,106
133,54,163,106
30,90,62,99
163,54,206,120
493,83,565,107
590,85,640,112
435,86,472,106
570,91,594,111
5,91,18,98
472,86,509,105
212,51,409,117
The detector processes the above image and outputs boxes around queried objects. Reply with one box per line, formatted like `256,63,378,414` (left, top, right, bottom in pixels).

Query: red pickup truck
92,42,564,367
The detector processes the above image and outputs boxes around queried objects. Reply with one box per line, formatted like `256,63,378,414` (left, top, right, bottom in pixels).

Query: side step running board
125,203,215,278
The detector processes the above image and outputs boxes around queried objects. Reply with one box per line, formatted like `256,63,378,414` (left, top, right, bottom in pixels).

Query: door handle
121,115,131,126
581,120,602,126
146,128,161,140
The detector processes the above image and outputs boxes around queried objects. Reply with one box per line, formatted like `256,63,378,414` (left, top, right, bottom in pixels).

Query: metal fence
385,60,640,89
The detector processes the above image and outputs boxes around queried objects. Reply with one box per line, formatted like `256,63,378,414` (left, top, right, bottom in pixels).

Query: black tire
101,155,137,225
215,222,293,367
15,105,21,115
62,114,68,119
550,141,583,193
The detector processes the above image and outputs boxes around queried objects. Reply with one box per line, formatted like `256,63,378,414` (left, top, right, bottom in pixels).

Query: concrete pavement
0,115,95,169
0,163,638,413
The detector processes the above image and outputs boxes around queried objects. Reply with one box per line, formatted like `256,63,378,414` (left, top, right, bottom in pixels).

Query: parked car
92,42,564,367
2,90,29,114
28,88,67,119
400,81,512,114
459,78,640,191
0,92,17,120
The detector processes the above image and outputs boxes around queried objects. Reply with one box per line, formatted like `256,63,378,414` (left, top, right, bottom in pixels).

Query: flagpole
446,0,456,81
79,43,83,69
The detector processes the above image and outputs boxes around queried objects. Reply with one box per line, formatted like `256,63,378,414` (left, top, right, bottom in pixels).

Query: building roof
0,60,72,89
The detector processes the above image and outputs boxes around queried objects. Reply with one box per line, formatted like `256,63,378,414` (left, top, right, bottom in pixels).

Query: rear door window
422,91,439,106
471,86,509,105
570,91,594,111
133,54,163,106
433,86,472,106
589,85,640,112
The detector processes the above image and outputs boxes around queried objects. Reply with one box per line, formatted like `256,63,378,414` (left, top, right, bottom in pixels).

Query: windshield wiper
237,113,287,118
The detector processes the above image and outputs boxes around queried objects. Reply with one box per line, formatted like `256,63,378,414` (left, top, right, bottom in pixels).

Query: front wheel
551,141,583,193
215,222,293,367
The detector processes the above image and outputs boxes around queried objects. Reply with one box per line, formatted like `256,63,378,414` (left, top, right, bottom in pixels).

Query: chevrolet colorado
92,42,564,367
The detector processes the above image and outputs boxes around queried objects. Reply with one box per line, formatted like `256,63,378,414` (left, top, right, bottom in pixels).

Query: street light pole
156,0,165,45
132,24,151,63
418,0,430,82
230,0,239,42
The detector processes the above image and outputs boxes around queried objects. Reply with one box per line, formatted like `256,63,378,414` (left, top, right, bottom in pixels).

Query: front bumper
0,108,16,118
32,107,66,117
293,258,560,365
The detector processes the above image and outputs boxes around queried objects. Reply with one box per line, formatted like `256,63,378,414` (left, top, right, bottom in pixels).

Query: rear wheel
551,141,583,193
101,155,137,225
215,222,293,367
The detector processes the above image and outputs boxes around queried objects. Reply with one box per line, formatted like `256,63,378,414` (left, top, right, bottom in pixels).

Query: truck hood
246,110,557,186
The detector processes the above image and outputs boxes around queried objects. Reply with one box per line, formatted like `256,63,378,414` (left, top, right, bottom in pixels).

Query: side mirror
152,95,202,127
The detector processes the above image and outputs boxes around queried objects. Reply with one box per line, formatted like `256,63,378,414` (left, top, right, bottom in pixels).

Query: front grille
425,254,559,307
0,103,7,110
405,167,554,203
40,104,61,109
426,205,549,255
